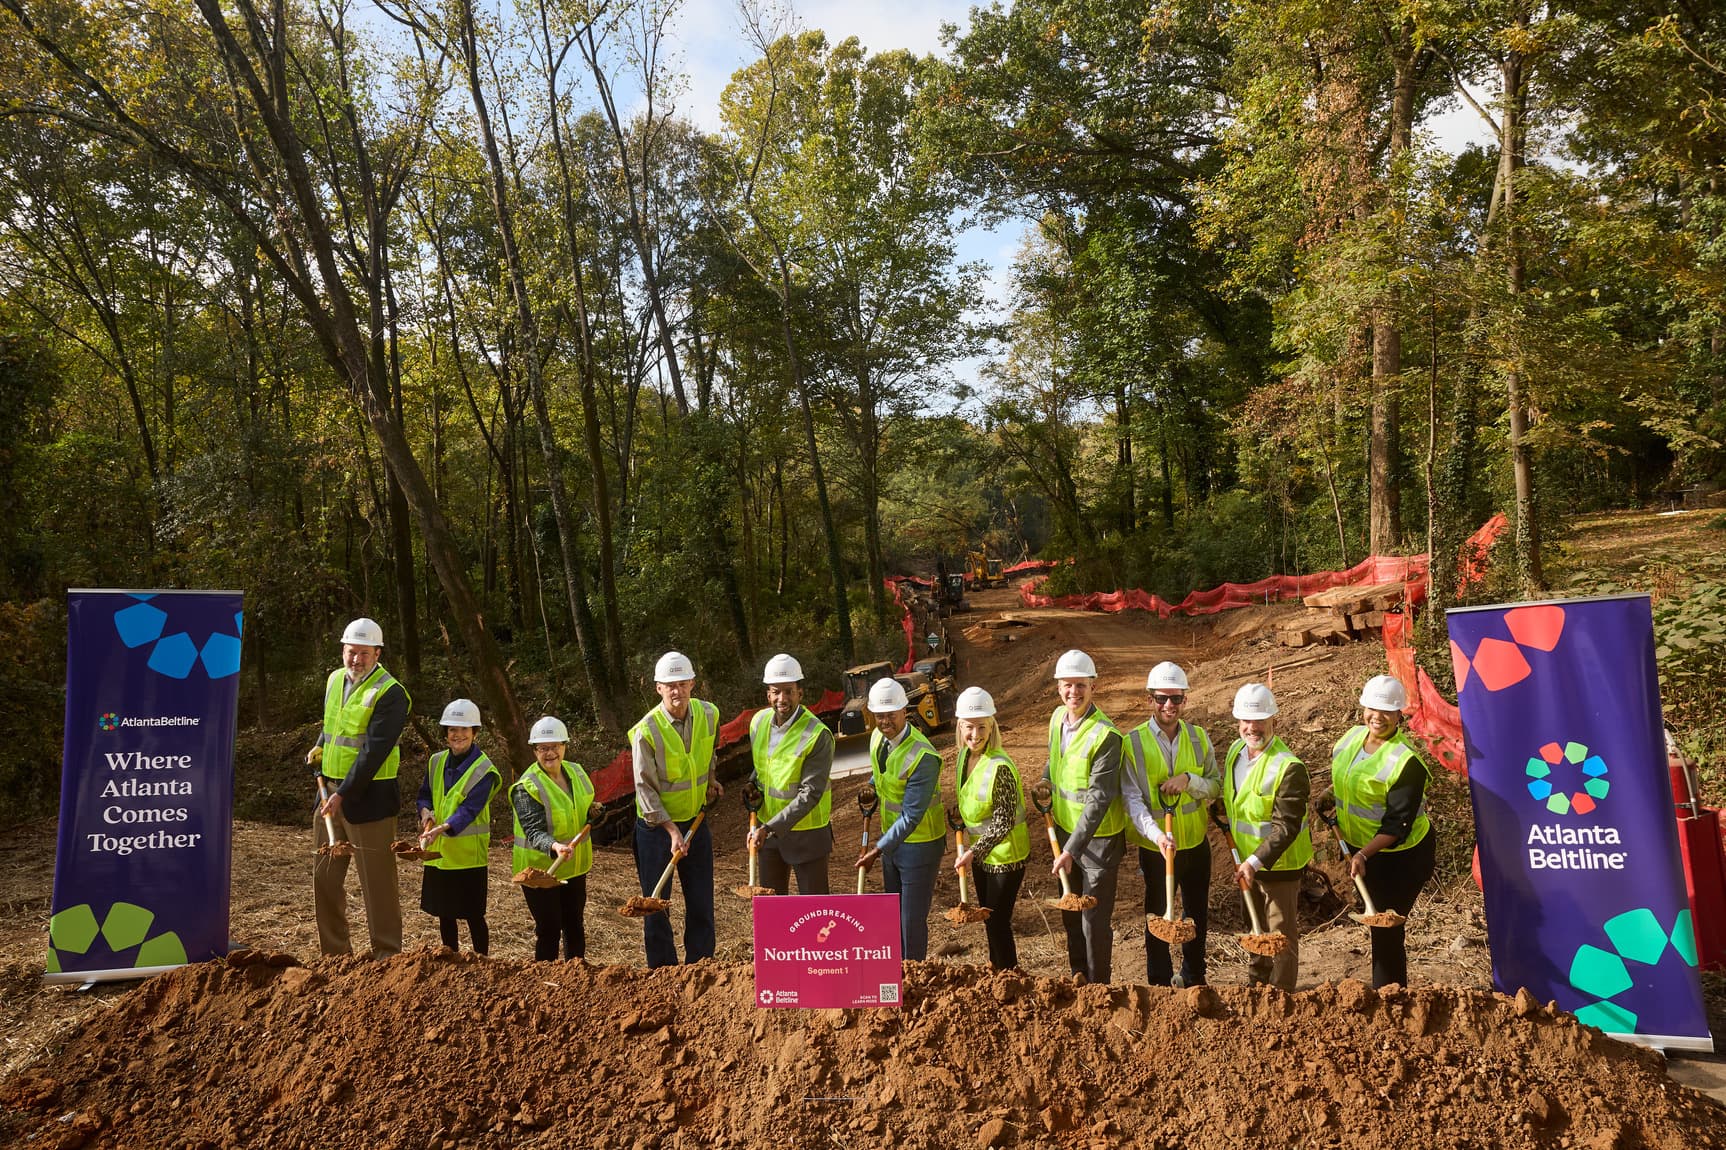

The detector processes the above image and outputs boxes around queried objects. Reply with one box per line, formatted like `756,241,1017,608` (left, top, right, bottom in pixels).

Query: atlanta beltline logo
96,711,200,731
1524,739,1621,871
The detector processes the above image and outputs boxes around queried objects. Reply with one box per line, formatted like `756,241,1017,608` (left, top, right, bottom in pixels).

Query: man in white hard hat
747,653,836,894
1221,682,1311,991
856,677,946,961
1122,661,1220,987
308,616,411,957
1045,648,1126,984
629,651,724,967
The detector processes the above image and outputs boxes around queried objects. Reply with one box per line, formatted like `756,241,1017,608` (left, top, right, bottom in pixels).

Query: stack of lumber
1276,581,1407,647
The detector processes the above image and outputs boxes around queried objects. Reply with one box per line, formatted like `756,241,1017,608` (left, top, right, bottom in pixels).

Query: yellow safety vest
425,748,499,870
511,762,595,878
629,700,718,822
957,748,1029,867
1125,721,1212,851
1223,736,1312,871
1046,706,1125,837
1331,726,1431,852
871,727,947,845
320,664,411,781
750,707,831,831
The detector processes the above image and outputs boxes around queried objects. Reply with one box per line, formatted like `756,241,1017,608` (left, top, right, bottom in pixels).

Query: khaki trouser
313,803,402,957
1244,875,1301,991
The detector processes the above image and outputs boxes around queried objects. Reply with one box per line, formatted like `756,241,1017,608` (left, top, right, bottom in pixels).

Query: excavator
835,655,956,738
966,551,1006,589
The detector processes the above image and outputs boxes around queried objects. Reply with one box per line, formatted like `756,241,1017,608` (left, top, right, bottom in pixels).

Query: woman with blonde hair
951,687,1029,969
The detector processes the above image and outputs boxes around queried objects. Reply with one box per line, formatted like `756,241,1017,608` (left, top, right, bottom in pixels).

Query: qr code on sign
879,983,900,1003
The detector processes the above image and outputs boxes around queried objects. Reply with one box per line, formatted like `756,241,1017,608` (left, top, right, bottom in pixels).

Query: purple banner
1448,595,1709,1049
753,894,902,1008
48,590,243,983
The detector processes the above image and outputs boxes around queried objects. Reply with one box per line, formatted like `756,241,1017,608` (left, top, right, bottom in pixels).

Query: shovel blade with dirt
1145,806,1195,944
733,804,773,899
943,814,991,925
1321,808,1408,928
621,810,706,918
513,823,594,889
1211,812,1288,955
314,774,353,859
391,840,437,861
1032,781,1095,912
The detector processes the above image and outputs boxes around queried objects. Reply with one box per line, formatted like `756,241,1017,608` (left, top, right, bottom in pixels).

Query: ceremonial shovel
512,823,594,889
1032,781,1095,912
1211,812,1288,957
856,787,880,894
943,807,991,925
1321,809,1405,928
1144,795,1196,945
733,786,773,899
313,772,353,859
620,810,706,917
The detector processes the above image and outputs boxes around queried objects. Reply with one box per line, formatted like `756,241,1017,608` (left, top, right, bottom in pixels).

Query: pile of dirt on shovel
3,951,1722,1150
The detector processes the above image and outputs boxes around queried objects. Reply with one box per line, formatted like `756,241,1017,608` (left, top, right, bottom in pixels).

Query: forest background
1,0,1724,823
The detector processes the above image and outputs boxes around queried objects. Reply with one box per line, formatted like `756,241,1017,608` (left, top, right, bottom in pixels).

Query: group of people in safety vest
310,617,1434,990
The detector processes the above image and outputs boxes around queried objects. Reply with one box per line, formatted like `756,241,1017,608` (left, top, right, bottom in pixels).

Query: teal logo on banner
49,591,243,983
1448,595,1711,1048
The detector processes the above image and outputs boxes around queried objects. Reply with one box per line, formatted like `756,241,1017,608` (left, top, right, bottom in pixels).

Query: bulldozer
967,551,1006,589
836,658,950,738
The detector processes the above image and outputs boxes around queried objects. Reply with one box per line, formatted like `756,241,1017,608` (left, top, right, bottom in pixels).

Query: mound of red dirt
3,951,1721,1150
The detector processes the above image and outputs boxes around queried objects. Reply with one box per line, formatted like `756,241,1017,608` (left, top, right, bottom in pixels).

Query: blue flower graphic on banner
112,595,244,680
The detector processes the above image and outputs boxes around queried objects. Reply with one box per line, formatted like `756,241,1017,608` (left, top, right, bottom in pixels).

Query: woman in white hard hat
1045,648,1126,984
511,716,599,960
951,686,1028,969
415,699,501,953
1317,674,1436,988
1222,682,1311,991
857,677,946,961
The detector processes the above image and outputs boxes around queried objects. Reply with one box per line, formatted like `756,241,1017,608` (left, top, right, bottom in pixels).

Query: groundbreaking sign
752,894,902,1008
1449,594,1711,1050
48,590,243,983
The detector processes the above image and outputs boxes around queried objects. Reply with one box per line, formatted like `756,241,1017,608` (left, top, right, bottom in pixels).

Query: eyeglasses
1151,694,1185,706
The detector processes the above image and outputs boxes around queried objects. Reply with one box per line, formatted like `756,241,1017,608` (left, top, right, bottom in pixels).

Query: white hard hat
763,652,803,684
439,698,481,727
954,686,996,719
1232,683,1279,720
655,651,695,683
1359,674,1409,712
528,715,570,745
867,677,909,713
340,617,384,647
1053,649,1097,679
1145,662,1190,692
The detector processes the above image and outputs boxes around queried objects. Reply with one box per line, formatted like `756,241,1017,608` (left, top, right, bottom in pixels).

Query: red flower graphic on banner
1452,606,1567,694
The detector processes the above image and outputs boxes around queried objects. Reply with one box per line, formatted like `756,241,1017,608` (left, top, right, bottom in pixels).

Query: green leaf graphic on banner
1671,910,1699,967
135,932,188,967
1574,1001,1638,1033
49,904,100,954
45,949,61,974
100,902,154,951
1603,908,1667,966
1569,945,1633,999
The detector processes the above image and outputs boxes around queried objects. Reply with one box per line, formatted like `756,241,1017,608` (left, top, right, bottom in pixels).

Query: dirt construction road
2,584,1724,1146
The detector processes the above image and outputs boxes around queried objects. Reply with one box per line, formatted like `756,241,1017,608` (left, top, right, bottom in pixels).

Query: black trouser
1139,842,1211,986
437,917,489,955
1360,828,1437,988
522,876,587,960
973,865,1025,970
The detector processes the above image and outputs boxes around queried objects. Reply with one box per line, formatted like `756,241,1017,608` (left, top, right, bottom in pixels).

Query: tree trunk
1500,44,1544,595
456,0,619,728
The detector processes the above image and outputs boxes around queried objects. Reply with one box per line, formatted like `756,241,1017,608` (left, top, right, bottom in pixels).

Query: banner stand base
43,963,188,987
1604,1031,1714,1054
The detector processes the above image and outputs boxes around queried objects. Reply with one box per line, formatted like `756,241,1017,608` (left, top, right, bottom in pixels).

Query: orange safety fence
1013,513,1509,775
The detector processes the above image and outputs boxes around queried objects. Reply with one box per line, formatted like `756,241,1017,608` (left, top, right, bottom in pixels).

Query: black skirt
420,864,489,919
